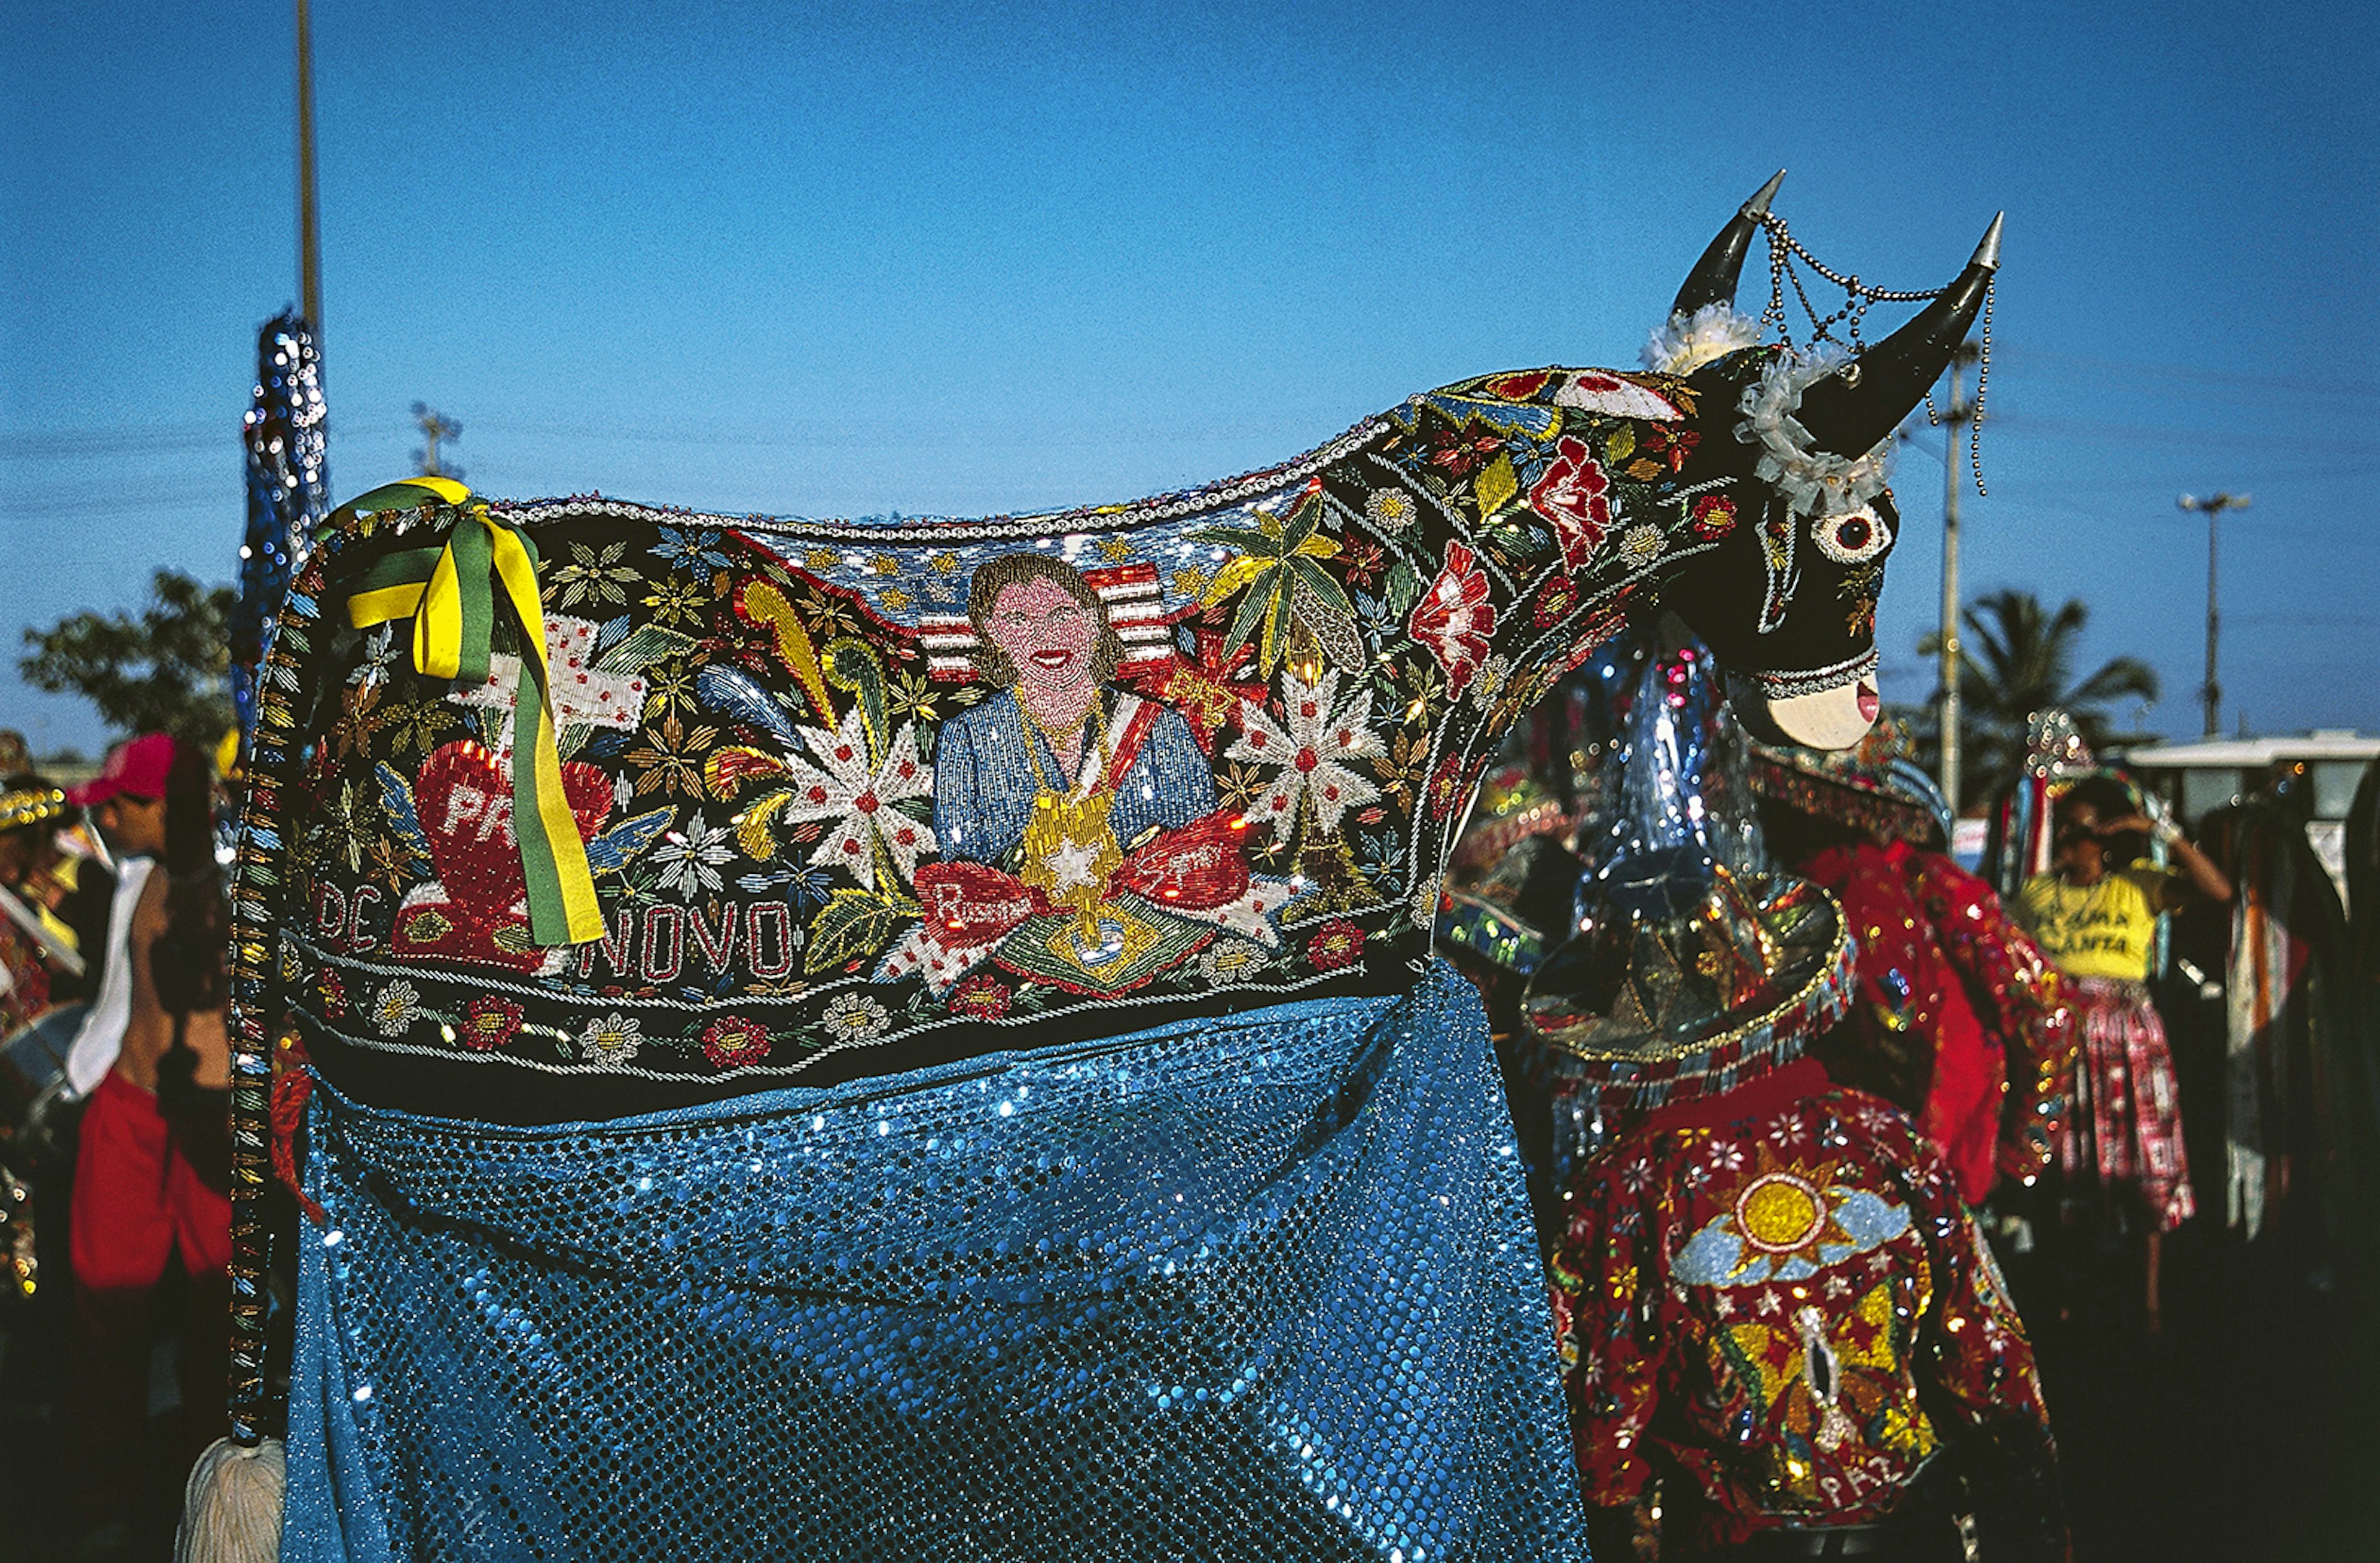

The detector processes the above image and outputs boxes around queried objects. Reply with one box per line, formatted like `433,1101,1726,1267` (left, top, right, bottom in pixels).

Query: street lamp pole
297,0,323,332
2177,492,2250,737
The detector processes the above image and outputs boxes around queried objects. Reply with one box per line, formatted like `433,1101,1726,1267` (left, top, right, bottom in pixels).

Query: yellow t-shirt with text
2017,863,2175,982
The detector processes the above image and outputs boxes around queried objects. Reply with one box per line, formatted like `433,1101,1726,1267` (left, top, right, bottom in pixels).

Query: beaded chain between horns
1755,210,1993,498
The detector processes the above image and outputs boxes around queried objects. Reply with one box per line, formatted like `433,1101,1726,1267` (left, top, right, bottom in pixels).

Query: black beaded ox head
1380,179,1998,752
1647,175,2000,748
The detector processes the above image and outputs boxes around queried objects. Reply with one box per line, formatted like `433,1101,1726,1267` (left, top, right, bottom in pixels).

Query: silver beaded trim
1739,649,1879,700
1753,210,1993,499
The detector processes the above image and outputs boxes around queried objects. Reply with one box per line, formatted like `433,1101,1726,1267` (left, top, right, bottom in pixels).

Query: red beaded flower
1691,494,1739,539
459,994,524,1052
1408,542,1496,693
1525,435,1615,575
1306,920,1367,972
1639,424,1699,473
701,1016,772,1068
949,974,1013,1021
1426,752,1478,820
1532,575,1584,629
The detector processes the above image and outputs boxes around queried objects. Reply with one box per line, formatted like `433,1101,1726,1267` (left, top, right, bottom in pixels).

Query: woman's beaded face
987,576,1098,703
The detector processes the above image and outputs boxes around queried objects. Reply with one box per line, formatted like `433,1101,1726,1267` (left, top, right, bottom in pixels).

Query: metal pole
412,403,461,478
2178,492,2250,736
1936,350,1975,810
2203,506,2219,737
297,0,323,333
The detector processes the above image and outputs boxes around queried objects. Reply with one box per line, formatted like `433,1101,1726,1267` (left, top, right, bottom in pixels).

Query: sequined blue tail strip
281,963,1589,1562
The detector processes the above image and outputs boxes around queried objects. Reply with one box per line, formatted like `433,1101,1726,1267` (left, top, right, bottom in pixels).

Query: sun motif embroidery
1736,1171,1833,1254
1673,1152,1914,1288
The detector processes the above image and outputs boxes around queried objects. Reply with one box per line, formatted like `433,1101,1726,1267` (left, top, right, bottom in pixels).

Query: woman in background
2017,782,2231,1330
68,739,231,1555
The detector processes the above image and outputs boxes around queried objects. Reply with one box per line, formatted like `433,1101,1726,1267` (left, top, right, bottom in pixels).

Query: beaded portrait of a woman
930,554,1215,931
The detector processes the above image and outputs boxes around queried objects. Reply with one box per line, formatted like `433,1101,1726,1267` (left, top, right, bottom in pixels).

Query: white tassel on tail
175,1435,287,1563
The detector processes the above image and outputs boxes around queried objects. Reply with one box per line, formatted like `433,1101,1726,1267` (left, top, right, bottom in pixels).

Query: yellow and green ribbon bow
333,478,604,946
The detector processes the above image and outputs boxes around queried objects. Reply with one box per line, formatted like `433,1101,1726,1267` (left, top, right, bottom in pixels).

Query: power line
1,419,410,460
1972,462,2380,496
2232,613,2380,627
0,425,229,459
1975,410,2380,457
1987,344,2380,402
0,485,227,522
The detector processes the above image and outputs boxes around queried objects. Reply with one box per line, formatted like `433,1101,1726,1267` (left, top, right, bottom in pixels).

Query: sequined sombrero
1519,845,1854,1112
1748,714,1952,847
0,783,69,835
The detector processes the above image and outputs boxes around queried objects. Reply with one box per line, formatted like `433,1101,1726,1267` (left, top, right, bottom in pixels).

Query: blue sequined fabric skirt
282,963,1590,1561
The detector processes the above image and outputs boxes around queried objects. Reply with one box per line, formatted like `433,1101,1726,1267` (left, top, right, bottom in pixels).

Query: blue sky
5,0,2376,755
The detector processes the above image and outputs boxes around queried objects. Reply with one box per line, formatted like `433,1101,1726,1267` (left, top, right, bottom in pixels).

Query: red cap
67,733,177,808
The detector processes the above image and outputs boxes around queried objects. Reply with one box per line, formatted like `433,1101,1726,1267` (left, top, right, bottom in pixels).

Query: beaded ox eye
1810,505,1892,566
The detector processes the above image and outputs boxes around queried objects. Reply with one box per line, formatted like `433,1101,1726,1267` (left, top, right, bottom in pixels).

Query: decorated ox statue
217,180,1996,1563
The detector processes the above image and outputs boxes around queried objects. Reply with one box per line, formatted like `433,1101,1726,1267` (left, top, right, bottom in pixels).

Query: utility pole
1933,345,1980,811
296,0,323,332
412,403,462,480
2178,491,2250,736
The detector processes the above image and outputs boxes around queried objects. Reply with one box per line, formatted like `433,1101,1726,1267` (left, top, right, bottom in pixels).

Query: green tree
1918,588,2160,808
20,570,237,745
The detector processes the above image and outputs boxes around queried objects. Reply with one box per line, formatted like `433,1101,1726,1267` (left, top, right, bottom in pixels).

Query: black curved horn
1669,170,1785,319
1795,213,2003,459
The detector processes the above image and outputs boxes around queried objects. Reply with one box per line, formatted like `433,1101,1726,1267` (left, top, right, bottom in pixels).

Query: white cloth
64,855,152,1096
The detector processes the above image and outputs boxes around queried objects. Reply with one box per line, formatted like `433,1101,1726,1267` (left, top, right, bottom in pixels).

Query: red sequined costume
1797,839,2077,1204
1550,1057,2067,1559
0,916,50,1036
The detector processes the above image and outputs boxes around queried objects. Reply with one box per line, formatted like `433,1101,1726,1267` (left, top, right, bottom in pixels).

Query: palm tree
1916,589,2160,809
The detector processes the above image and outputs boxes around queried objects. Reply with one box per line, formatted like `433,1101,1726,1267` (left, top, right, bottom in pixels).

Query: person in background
60,737,175,1099
0,778,118,1399
66,737,233,1556
1532,858,2068,1562
1,774,117,1006
2014,782,2231,1331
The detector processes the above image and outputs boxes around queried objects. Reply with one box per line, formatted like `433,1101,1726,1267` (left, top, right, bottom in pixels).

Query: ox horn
1669,170,1786,319
1795,213,2002,459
